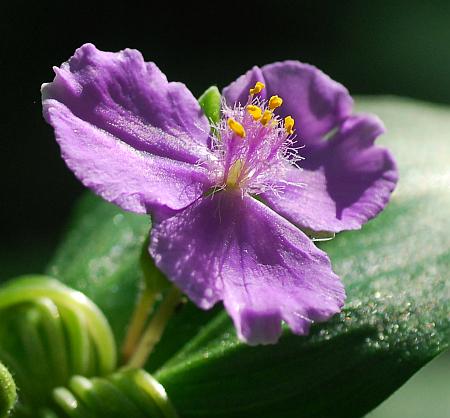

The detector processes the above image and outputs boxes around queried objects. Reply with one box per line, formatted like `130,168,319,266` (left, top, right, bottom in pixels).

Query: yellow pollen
226,159,244,187
284,115,295,135
249,81,265,95
268,95,283,110
260,110,273,126
247,105,262,121
227,118,246,138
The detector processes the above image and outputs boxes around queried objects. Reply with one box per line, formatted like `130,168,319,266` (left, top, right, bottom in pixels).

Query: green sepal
0,276,116,416
52,370,178,418
198,86,221,125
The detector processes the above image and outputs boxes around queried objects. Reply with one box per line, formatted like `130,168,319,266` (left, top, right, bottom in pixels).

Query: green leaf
45,97,449,418
198,86,221,125
0,362,16,418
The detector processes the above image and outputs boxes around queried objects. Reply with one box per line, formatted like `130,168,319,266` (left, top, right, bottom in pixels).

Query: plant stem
126,286,181,369
121,288,156,364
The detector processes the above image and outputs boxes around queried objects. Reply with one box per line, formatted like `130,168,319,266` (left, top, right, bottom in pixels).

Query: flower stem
121,287,157,364
126,286,181,369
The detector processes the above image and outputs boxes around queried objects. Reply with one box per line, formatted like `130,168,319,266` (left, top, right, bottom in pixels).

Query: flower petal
262,115,398,233
44,100,211,214
42,43,215,214
223,60,353,149
42,43,211,165
222,66,267,106
150,192,345,345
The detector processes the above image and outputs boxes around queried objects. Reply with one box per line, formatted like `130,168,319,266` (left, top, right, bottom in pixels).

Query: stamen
268,95,283,110
247,105,262,121
249,81,265,95
213,100,300,195
226,159,244,187
227,118,246,138
284,116,295,135
260,110,272,126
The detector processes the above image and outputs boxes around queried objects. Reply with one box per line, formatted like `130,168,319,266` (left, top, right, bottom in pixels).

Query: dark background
1,0,450,274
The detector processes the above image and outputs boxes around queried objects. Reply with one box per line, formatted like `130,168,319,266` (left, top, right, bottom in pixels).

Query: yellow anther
260,110,273,126
247,105,262,121
227,118,246,138
226,159,244,188
268,95,283,110
249,81,265,95
284,115,295,135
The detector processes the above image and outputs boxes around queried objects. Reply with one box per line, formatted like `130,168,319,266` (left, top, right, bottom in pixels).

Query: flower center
209,82,299,195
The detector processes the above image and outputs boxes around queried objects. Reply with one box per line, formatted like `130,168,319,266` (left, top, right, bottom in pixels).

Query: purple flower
42,44,398,345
